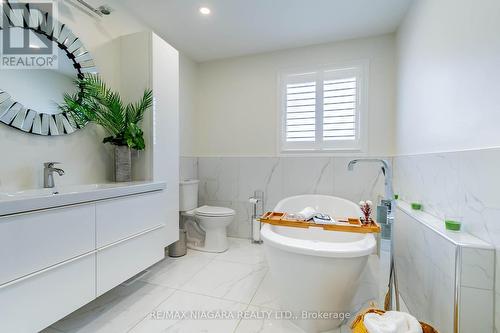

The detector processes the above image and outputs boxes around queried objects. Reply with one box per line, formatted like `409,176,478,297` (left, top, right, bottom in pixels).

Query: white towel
313,214,336,225
363,311,422,333
296,206,317,221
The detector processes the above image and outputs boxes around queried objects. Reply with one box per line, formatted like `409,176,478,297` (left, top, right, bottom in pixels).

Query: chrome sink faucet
44,162,65,188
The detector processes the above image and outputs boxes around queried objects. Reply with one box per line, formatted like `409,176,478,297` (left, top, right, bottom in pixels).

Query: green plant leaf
59,74,151,150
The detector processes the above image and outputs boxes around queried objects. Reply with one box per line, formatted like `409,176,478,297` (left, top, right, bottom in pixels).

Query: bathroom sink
0,181,166,216
0,188,58,200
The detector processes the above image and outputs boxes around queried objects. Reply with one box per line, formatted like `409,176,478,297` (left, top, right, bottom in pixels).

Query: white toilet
179,179,235,253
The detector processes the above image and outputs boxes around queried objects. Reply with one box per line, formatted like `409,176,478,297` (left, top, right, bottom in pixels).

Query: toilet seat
195,205,235,217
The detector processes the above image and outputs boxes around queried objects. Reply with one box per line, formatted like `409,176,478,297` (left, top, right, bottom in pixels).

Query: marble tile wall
395,206,456,332
395,202,495,332
180,157,198,181
181,152,499,331
181,156,387,239
393,148,500,332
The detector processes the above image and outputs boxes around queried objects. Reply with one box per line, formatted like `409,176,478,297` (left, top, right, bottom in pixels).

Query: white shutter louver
323,77,357,141
285,81,316,142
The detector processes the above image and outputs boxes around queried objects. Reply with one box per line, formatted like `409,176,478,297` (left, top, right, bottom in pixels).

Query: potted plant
60,74,152,182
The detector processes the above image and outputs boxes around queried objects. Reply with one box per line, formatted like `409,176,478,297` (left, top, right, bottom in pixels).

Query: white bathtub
261,194,376,333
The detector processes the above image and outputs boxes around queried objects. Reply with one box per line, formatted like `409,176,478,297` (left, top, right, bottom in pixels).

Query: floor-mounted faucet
347,158,399,311
347,158,394,214
44,162,65,188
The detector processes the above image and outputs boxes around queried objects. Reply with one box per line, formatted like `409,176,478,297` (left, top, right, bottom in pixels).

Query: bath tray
259,212,380,234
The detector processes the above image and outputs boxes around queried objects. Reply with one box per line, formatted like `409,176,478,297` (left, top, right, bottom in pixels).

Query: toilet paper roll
249,198,259,204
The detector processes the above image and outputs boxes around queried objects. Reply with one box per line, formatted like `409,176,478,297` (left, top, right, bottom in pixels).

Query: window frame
278,61,369,154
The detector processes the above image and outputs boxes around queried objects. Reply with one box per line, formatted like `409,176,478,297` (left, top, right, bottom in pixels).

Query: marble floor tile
234,305,350,333
50,281,174,333
129,290,247,333
215,238,267,266
180,259,267,304
40,239,392,333
140,249,215,289
250,271,280,310
234,305,306,333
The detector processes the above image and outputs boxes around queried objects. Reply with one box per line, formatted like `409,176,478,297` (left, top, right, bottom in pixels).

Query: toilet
179,179,235,253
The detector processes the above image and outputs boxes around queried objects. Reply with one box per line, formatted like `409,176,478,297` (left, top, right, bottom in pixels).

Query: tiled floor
44,238,389,333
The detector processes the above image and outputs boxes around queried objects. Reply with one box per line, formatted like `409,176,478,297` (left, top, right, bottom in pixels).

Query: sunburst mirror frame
0,1,97,136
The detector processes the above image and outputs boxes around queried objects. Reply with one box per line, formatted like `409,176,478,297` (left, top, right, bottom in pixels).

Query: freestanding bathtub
261,195,376,333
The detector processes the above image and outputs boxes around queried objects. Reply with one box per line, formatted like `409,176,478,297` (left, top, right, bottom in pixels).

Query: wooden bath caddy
259,212,380,234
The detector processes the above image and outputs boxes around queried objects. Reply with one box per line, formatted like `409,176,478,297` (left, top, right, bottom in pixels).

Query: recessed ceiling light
199,7,211,15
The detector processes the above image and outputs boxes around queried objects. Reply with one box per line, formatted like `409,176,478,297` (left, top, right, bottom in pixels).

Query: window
279,63,367,152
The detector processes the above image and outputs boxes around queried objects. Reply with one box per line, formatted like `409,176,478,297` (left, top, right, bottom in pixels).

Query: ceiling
112,0,414,62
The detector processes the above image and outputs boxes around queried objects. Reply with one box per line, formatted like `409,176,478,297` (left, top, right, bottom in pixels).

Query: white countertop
397,200,493,250
0,181,166,217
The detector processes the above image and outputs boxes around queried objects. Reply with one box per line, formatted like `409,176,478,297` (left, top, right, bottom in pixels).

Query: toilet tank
179,179,199,211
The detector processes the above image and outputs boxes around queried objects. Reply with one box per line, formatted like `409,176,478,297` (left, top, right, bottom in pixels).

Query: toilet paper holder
249,190,264,244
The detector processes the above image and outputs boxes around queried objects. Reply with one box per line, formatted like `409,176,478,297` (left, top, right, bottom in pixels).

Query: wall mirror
0,2,97,136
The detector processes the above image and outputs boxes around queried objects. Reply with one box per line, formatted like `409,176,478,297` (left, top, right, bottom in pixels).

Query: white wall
192,34,396,157
396,2,500,330
396,0,500,155
179,54,198,156
0,1,148,191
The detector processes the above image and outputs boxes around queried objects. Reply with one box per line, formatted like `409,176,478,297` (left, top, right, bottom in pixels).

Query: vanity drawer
0,252,95,333
0,204,95,285
96,226,164,296
96,191,165,247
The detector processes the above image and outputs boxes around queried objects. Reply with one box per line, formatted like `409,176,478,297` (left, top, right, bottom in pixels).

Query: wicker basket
351,308,439,333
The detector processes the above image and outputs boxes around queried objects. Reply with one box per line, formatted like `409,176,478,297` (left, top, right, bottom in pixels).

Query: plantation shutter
281,65,364,151
322,76,357,141
284,73,317,143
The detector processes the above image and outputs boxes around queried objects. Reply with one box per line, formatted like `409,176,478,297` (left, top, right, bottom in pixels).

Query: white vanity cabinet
0,204,95,286
0,184,168,333
96,192,165,247
0,253,96,333
95,192,166,295
96,226,164,296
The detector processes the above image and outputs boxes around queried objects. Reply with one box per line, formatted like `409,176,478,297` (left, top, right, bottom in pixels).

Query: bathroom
0,0,498,332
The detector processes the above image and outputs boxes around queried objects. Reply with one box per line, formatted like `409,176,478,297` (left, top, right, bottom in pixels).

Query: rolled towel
296,207,317,221
363,311,422,333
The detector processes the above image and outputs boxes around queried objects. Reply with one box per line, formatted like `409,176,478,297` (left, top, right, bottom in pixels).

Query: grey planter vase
114,146,132,182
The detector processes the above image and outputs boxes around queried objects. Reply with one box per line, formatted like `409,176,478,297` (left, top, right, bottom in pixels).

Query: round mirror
0,3,98,136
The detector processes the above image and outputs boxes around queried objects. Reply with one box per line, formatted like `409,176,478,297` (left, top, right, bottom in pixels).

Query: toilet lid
195,205,235,217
